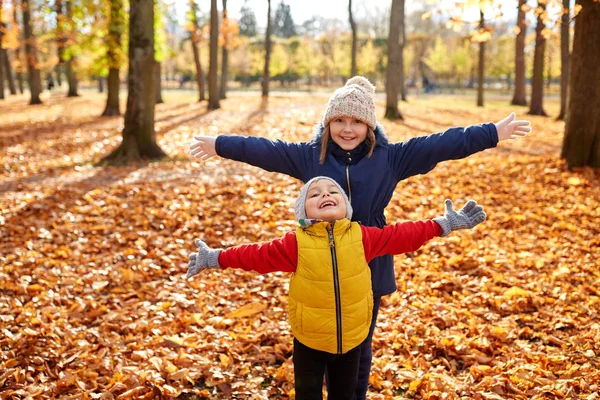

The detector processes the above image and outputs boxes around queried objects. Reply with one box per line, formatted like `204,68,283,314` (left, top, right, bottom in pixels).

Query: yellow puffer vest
288,219,373,354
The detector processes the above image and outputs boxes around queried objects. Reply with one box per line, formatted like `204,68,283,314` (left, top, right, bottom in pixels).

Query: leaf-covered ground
1,90,599,399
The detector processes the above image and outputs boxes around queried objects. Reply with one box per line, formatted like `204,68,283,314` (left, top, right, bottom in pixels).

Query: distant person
189,76,531,399
188,176,487,399
47,75,55,91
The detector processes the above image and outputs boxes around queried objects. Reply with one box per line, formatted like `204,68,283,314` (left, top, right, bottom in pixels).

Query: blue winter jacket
215,122,498,297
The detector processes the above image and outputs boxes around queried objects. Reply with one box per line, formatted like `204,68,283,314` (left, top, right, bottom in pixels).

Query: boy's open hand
433,199,487,237
495,113,531,141
187,239,222,278
189,136,217,161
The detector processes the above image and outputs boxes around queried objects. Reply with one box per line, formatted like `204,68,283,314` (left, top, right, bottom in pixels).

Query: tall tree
0,0,5,100
101,0,166,164
272,1,295,38
477,9,485,107
511,0,528,105
561,0,600,168
189,0,205,101
154,0,165,104
207,0,220,109
238,4,257,37
13,3,24,94
22,0,42,104
262,0,272,97
349,0,357,77
55,0,65,87
528,2,547,116
65,0,78,97
219,0,228,99
102,0,125,116
0,0,15,96
2,49,17,95
399,0,406,101
557,0,570,120
384,0,403,120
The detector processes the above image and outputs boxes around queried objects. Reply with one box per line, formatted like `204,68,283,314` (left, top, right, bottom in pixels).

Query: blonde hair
319,125,376,164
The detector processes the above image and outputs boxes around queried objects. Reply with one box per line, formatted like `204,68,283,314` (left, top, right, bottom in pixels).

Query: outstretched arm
189,135,310,181
391,113,531,181
361,199,487,261
187,232,298,278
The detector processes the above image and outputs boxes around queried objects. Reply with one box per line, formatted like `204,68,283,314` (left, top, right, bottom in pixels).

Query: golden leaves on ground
1,92,599,398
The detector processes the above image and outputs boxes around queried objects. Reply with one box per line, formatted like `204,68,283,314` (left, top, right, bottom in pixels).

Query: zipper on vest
327,222,343,354
345,164,352,202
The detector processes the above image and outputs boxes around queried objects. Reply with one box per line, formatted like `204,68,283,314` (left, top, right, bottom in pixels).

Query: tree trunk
12,4,24,94
101,0,166,164
512,0,527,105
557,0,570,120
219,0,228,99
262,0,272,97
98,76,104,92
208,0,220,109
0,51,5,100
349,0,357,77
22,0,42,104
56,0,65,87
561,0,600,168
384,0,403,120
102,68,121,116
190,0,205,101
528,2,547,116
3,50,17,95
65,0,78,97
477,10,485,107
102,0,124,116
399,0,406,101
155,61,163,104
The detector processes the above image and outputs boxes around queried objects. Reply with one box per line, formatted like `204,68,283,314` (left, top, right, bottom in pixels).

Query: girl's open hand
495,113,531,141
189,136,217,161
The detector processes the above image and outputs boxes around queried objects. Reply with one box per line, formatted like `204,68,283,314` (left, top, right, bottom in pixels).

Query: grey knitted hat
294,176,353,222
322,76,377,130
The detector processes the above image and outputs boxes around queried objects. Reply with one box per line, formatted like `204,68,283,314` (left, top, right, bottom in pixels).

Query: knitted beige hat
322,76,377,130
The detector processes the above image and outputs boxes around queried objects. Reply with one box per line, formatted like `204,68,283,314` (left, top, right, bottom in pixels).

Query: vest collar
300,218,353,237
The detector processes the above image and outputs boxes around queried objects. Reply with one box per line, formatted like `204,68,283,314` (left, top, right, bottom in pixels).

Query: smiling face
329,116,369,151
304,179,347,222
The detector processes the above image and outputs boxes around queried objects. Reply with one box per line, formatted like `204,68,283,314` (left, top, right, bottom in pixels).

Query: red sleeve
360,220,443,262
218,231,298,274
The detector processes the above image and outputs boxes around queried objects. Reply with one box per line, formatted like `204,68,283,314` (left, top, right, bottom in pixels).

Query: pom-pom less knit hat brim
322,76,377,130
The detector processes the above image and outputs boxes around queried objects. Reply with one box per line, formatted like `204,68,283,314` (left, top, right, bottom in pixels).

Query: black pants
293,338,361,400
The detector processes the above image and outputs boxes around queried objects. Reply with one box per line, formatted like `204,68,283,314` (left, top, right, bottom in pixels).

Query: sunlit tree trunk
528,2,547,116
219,0,228,99
349,0,357,77
557,0,570,120
101,0,166,164
65,0,78,97
3,51,17,95
155,61,163,104
102,0,124,116
399,0,406,101
22,0,42,104
190,0,205,101
384,0,403,120
561,0,600,168
13,4,24,94
511,0,527,105
208,0,220,109
55,0,65,87
477,10,485,107
262,0,272,97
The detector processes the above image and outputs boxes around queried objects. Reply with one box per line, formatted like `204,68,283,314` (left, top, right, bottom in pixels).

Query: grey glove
433,199,486,237
187,239,222,278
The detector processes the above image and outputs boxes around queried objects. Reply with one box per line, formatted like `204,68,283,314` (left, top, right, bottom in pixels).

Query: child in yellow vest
188,176,486,400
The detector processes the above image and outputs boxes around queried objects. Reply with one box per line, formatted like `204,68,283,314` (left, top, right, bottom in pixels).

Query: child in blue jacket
189,76,531,399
